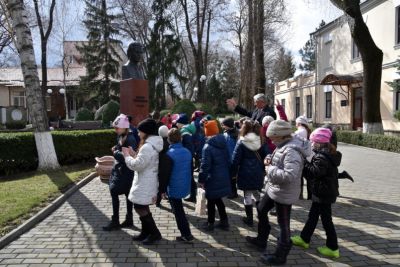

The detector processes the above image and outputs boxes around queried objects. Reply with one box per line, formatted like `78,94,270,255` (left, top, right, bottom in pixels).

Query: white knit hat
296,115,308,126
262,116,274,126
266,120,292,137
158,125,169,138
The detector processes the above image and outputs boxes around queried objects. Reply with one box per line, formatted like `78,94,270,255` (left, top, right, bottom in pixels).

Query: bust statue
122,42,145,80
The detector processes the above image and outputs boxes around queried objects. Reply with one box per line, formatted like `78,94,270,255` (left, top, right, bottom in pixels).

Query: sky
284,0,342,73
30,0,343,72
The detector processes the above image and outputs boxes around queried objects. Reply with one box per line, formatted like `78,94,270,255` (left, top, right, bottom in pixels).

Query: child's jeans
300,201,338,250
169,198,192,238
207,198,228,223
257,194,292,251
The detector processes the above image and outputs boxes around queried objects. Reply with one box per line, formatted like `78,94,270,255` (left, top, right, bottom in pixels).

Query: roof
320,74,363,85
0,67,86,86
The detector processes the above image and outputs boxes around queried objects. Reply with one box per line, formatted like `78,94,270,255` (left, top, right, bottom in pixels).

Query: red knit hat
204,120,219,137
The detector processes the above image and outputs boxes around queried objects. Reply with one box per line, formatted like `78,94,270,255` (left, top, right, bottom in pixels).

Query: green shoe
317,246,340,259
291,235,310,249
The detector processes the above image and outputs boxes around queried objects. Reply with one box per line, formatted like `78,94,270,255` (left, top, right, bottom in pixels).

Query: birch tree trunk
5,0,60,169
330,0,384,134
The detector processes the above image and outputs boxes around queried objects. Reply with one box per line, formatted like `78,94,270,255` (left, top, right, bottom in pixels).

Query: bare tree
33,0,56,102
254,0,265,95
330,0,383,134
241,0,254,108
4,0,59,169
178,0,227,102
0,7,12,54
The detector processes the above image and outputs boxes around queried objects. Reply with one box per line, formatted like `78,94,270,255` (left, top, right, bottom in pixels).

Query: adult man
226,94,277,124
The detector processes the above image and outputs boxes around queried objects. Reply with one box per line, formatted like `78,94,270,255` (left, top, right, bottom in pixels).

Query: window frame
325,92,332,119
306,95,312,119
295,97,300,118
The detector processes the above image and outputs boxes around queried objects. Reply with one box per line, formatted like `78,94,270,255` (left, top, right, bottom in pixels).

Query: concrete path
0,143,399,266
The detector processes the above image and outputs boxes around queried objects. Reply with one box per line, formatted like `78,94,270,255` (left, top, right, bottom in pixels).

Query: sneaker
317,246,340,259
291,235,310,249
245,236,267,250
202,222,214,232
120,219,133,228
176,235,194,244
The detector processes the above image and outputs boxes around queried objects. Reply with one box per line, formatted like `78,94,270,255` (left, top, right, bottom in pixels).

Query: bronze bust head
122,42,145,80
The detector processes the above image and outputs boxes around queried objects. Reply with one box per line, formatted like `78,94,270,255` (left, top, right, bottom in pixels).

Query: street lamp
59,88,65,95
47,89,53,94
200,75,206,82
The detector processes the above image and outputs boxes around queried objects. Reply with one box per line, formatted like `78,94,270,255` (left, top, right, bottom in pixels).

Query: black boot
338,170,354,182
102,215,120,231
132,216,148,241
142,213,162,245
260,245,291,266
120,214,133,228
242,205,253,226
245,236,267,250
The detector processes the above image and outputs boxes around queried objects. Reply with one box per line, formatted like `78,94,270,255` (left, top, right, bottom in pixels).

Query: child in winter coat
156,125,172,207
103,114,138,231
295,115,312,200
198,120,232,232
291,127,341,259
246,120,311,265
122,118,163,245
176,113,197,202
222,117,239,199
159,128,194,243
231,120,268,226
192,110,206,172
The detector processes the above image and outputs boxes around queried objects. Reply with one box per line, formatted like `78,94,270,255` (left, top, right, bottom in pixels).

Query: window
306,95,312,118
281,99,286,112
295,97,300,118
396,91,400,111
352,39,360,59
396,6,400,45
45,96,51,111
325,92,332,119
12,91,25,107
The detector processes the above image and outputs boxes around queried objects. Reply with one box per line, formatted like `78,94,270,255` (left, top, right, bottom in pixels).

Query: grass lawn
0,164,94,237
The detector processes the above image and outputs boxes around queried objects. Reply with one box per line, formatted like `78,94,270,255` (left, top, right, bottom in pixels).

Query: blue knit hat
176,113,189,125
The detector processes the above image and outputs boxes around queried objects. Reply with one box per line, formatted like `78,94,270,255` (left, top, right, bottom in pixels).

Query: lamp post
59,88,68,120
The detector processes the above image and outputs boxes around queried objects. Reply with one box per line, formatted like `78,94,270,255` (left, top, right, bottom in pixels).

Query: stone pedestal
120,79,149,126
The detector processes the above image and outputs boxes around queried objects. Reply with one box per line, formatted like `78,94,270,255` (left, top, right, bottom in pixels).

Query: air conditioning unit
0,106,27,124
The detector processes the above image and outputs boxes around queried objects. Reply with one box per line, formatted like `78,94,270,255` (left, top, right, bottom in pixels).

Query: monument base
120,79,149,126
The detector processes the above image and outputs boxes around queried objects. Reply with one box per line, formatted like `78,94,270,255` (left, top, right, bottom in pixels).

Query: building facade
275,0,400,133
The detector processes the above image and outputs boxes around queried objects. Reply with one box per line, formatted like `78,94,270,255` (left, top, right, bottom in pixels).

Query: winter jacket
192,118,206,158
265,135,311,205
126,136,164,205
223,128,238,161
163,143,192,199
158,137,173,195
303,150,341,204
295,126,308,140
109,132,138,195
231,133,268,191
235,105,277,124
181,124,196,156
198,134,232,199
129,125,141,145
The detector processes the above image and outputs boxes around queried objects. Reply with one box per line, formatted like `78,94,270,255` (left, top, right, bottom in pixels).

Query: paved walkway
1,143,400,267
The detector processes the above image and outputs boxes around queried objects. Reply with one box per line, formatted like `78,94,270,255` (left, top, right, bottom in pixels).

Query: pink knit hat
310,128,332,144
112,114,130,129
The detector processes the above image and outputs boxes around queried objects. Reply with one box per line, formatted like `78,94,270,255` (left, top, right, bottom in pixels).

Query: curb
0,171,98,250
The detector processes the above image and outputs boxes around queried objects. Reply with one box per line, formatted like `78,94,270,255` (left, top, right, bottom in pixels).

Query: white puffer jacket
125,136,163,205
265,135,311,205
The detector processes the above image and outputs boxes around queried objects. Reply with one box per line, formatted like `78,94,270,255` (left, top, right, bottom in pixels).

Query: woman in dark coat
103,114,138,231
198,120,231,232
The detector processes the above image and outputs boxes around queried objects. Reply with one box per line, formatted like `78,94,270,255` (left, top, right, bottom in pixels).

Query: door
352,87,363,130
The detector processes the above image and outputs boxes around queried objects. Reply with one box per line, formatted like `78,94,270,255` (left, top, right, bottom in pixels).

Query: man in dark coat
226,94,277,124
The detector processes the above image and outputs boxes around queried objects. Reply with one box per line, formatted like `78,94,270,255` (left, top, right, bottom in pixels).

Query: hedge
337,130,400,153
172,99,196,119
0,130,116,176
75,108,94,121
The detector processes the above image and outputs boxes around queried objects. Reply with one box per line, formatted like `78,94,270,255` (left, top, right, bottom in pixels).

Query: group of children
103,108,348,265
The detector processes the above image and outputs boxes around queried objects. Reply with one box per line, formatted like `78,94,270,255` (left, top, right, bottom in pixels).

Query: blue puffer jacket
224,128,238,162
166,143,192,199
109,132,138,195
198,134,232,199
231,133,268,191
